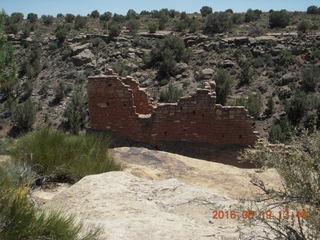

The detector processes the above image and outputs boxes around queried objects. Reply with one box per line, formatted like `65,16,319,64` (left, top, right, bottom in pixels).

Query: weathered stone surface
278,73,296,86
219,60,236,68
277,86,292,99
44,171,269,240
111,147,281,200
172,62,189,75
200,68,215,79
70,42,92,55
72,49,94,66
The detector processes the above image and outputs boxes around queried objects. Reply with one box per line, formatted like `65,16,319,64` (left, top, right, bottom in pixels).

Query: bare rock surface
45,171,268,240
72,49,94,66
111,147,281,200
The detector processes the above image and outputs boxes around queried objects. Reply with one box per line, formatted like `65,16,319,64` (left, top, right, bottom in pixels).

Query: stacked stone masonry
88,70,258,147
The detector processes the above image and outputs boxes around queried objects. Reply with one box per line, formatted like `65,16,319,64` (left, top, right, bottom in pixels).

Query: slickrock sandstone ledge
42,148,281,240
111,147,281,200
44,171,270,240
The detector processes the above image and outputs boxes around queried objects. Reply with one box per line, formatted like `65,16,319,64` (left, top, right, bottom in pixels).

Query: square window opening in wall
106,102,110,106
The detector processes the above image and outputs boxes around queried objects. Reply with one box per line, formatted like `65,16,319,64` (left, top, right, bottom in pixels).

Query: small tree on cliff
64,91,87,134
214,69,233,105
148,35,190,78
200,6,213,17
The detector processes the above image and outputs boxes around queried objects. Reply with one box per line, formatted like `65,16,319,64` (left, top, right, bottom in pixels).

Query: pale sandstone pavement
43,148,281,240
44,171,270,240
110,147,281,200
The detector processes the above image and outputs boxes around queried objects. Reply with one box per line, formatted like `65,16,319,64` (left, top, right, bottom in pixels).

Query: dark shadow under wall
86,128,256,168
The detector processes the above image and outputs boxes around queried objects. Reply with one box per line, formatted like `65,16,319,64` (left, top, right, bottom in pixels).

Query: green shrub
109,22,122,38
12,100,37,132
286,92,310,125
19,42,42,78
100,12,112,22
0,166,101,240
175,19,189,32
244,9,262,22
307,5,320,14
159,83,183,103
297,20,310,33
214,69,233,105
266,97,274,116
204,12,233,34
235,93,262,118
55,25,69,43
54,82,71,103
64,91,87,134
168,9,178,18
311,50,320,61
189,20,201,33
200,6,212,17
148,22,157,33
9,129,121,182
149,35,189,77
269,10,290,28
232,13,244,24
41,15,54,25
126,9,137,19
278,50,295,67
90,10,100,18
239,61,254,85
10,12,24,23
27,13,38,23
140,10,150,16
248,24,265,37
0,34,18,99
65,13,75,23
158,12,169,30
268,117,292,143
74,15,87,30
112,13,126,23
111,60,133,76
127,19,140,35
39,83,49,96
5,22,19,34
240,131,320,239
301,65,320,92
21,80,33,100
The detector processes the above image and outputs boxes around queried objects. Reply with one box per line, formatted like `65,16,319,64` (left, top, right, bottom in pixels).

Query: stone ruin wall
87,70,258,147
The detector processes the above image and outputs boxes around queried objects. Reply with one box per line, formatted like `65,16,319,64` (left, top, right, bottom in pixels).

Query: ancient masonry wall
87,70,258,147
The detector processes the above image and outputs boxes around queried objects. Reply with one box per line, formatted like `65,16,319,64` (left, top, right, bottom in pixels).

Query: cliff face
87,70,257,147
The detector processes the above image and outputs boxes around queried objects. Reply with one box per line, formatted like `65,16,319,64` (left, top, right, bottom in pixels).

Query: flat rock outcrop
111,147,281,200
44,171,268,240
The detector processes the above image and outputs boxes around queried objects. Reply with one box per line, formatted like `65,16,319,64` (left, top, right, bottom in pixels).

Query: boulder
172,62,189,75
70,43,92,55
277,86,292,99
200,68,215,79
219,60,236,68
278,73,296,86
72,49,94,66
